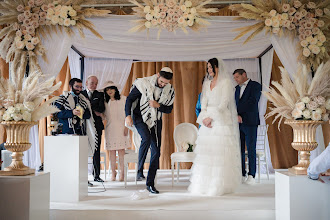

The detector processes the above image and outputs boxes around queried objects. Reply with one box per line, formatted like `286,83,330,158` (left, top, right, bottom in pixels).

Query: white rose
307,2,316,9
3,112,12,121
180,5,186,12
31,37,40,45
315,108,323,115
281,13,289,20
310,37,318,45
151,19,158,26
293,0,302,8
15,103,25,111
12,113,23,122
302,109,311,119
178,17,185,24
185,1,192,8
314,96,326,105
188,14,194,21
322,113,329,122
272,20,280,28
272,27,280,34
265,19,272,27
154,6,160,13
325,99,330,110
47,8,55,16
16,40,25,49
307,101,318,110
22,111,32,122
63,18,71,26
295,102,305,111
144,6,151,13
311,111,321,121
70,20,76,26
300,40,308,47
60,10,67,19
269,9,277,17
187,19,194,26
51,16,59,24
292,108,303,119
7,106,16,114
301,97,311,104
145,21,151,28
166,0,176,8
317,34,326,43
311,46,320,55
69,9,77,17
190,7,197,14
282,4,290,12
17,5,25,12
303,48,311,57
146,13,153,21
26,42,35,51
324,8,330,16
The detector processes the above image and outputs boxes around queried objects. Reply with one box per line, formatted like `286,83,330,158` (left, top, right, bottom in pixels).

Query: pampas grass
263,60,330,130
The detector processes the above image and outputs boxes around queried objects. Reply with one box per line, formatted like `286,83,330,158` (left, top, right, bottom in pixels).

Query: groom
125,67,175,194
233,69,261,185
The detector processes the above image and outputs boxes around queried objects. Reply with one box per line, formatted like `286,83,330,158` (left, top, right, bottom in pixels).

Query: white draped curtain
68,48,81,79
224,58,261,83
84,58,133,92
23,125,41,170
271,35,325,161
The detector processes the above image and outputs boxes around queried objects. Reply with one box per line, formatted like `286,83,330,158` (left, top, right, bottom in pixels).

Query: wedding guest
308,143,330,181
125,67,175,194
234,69,261,185
82,76,105,183
101,81,130,181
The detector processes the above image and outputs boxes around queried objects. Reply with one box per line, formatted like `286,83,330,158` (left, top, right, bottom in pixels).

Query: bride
188,58,241,196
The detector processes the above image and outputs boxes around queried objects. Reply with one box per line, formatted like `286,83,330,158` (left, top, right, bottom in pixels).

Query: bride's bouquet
181,141,194,152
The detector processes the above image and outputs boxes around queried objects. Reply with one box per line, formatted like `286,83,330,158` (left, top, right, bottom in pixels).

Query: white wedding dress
188,62,241,196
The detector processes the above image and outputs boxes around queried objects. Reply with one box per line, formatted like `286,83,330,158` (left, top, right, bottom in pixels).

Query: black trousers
135,120,162,187
93,130,103,178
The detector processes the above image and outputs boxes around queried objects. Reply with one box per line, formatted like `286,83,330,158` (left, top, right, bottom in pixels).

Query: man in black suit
233,69,261,185
82,75,105,182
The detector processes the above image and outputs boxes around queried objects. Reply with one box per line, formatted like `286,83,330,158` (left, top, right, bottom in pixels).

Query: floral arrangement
181,141,194,152
229,0,329,70
263,60,330,129
129,0,218,39
0,67,62,122
0,0,110,74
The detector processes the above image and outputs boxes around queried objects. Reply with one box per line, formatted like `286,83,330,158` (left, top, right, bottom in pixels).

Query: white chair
245,124,270,182
123,130,151,188
171,123,198,186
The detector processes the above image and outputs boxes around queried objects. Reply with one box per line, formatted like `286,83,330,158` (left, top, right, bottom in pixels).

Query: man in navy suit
233,69,261,185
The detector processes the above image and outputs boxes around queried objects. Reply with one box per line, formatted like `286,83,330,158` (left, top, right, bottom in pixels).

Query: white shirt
239,78,250,98
86,88,93,99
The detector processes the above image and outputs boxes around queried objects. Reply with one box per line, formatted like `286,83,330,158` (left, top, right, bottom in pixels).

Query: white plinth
275,171,330,220
0,172,50,220
44,136,88,202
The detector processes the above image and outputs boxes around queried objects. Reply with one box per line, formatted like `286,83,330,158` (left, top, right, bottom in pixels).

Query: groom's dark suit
235,80,261,178
82,90,105,179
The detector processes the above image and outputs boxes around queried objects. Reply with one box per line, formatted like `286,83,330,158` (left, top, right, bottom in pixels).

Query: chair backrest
132,131,142,153
173,123,199,152
256,124,269,152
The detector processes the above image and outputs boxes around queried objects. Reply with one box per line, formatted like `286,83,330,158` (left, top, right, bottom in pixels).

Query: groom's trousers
135,120,162,187
239,124,257,178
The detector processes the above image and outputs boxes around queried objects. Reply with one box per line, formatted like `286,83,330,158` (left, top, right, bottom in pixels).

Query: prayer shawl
131,74,175,129
54,92,97,155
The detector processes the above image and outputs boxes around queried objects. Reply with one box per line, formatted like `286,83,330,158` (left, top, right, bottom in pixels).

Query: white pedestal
275,171,330,220
44,136,88,202
0,172,50,220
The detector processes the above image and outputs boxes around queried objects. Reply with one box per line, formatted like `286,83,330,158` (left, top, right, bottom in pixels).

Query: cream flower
265,19,272,27
160,11,166,19
70,20,76,26
26,42,35,51
145,21,151,28
41,4,49,12
272,20,280,28
282,4,290,12
307,101,318,110
12,113,23,122
300,9,307,17
167,9,175,16
162,6,169,12
47,8,55,16
288,8,296,16
58,18,64,26
190,7,197,14
288,23,295,30
51,16,59,24
315,9,323,17
7,106,16,114
27,26,35,35
187,19,194,26
300,40,308,48
144,6,151,13
154,6,160,13
283,20,291,28
293,0,302,8
311,46,320,54
315,108,323,114
16,30,23,38
302,109,311,119
311,111,321,121
180,5,187,12
322,114,329,122
28,0,35,7
17,5,25,12
15,40,25,49
22,111,32,122
178,16,185,24
183,12,189,19
172,14,179,21
294,12,302,20
166,16,173,22
317,20,325,28
307,2,316,9
292,108,303,119
3,112,12,121
31,37,40,45
69,9,77,17
60,10,68,19
325,8,330,16
312,27,320,35
304,30,312,37
317,34,326,43
295,102,306,111
325,99,330,110
151,19,158,26
269,9,277,17
166,0,176,8
281,13,288,20
146,13,153,21
23,102,35,112
303,48,311,57
185,1,192,8
18,14,25,22
305,36,313,42
25,34,32,41
35,0,43,6
310,37,318,45
317,41,323,47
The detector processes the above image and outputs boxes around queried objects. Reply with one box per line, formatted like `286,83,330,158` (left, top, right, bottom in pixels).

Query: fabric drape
68,48,81,79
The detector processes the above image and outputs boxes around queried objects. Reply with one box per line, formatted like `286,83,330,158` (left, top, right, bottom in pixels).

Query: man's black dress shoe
88,181,93,187
146,185,159,194
94,177,104,182
136,173,146,181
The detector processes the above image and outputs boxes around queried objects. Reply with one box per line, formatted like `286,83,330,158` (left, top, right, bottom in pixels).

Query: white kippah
161,67,173,73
